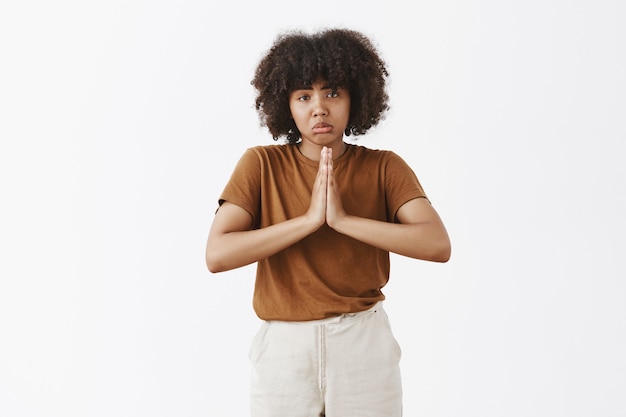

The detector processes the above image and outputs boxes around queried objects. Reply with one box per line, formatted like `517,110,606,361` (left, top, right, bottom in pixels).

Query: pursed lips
312,122,332,133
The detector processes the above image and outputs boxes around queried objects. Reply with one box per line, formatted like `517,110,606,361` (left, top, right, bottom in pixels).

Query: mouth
312,122,332,134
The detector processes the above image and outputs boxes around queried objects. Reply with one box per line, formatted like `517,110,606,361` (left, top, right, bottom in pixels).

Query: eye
327,90,339,98
297,94,310,101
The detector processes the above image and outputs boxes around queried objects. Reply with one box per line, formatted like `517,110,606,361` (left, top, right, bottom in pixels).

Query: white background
1,0,625,416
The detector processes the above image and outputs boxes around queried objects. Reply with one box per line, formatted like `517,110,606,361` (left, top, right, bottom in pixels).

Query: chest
259,161,387,223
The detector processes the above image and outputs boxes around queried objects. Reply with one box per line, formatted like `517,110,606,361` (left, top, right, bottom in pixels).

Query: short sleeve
218,148,262,227
384,152,428,221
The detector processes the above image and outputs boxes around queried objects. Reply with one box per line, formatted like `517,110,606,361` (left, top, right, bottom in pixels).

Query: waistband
267,302,383,326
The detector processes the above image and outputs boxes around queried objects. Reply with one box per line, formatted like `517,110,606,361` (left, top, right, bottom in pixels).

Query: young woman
206,28,451,417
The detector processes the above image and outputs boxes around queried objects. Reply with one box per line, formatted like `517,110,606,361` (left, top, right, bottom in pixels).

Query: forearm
331,215,451,262
206,214,320,273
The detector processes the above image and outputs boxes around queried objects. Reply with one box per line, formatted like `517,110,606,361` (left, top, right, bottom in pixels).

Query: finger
320,148,328,180
326,151,335,200
327,148,333,174
316,147,327,178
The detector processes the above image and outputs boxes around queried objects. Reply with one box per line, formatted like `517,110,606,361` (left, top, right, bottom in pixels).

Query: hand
323,147,347,229
305,147,329,229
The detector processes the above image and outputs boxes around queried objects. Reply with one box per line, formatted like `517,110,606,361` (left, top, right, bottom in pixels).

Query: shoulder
347,144,403,165
246,143,296,159
234,144,297,168
346,144,418,180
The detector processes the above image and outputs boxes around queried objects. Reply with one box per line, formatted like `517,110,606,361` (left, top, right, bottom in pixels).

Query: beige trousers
249,302,403,417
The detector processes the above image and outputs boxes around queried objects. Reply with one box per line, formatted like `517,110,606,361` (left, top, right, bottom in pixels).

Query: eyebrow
292,83,335,91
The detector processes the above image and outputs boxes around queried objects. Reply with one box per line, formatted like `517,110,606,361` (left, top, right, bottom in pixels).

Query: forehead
292,79,331,90
291,79,351,94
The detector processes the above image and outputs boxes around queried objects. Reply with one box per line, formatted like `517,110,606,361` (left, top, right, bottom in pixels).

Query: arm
328,197,451,262
205,203,320,272
205,149,329,273
325,148,451,262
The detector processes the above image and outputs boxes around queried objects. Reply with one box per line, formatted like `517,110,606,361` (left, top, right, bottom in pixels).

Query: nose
312,95,328,117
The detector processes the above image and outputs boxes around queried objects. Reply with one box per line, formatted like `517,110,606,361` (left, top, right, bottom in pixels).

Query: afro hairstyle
251,28,389,144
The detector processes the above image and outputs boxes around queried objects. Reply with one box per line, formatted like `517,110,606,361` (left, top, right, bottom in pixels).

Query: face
288,79,351,154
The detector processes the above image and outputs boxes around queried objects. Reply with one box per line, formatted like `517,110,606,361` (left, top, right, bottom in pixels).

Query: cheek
339,102,352,122
289,109,308,130
288,101,305,120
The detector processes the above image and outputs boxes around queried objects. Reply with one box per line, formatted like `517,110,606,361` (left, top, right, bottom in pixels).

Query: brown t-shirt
218,143,427,321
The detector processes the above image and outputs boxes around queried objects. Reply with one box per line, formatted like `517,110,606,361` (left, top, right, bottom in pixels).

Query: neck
297,141,347,161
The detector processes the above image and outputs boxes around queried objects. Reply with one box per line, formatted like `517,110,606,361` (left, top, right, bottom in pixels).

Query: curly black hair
251,28,389,144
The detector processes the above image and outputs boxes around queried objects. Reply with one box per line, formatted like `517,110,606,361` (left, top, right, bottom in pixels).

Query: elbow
423,237,451,263
205,257,219,274
205,249,226,273
432,230,452,263
206,260,225,274
206,260,221,274
206,241,253,273
408,244,450,263
432,245,451,263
